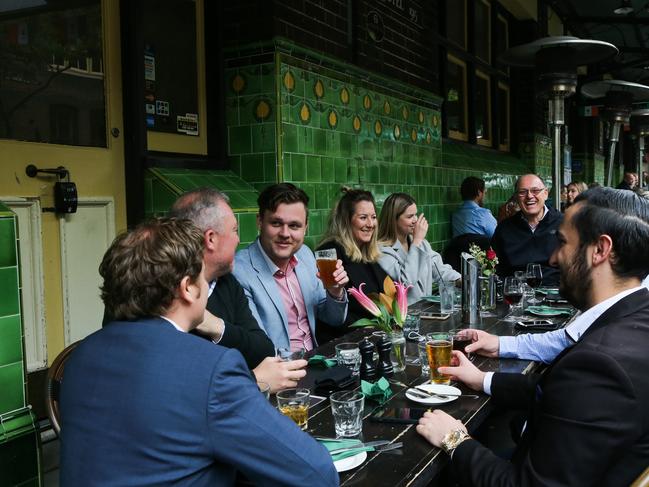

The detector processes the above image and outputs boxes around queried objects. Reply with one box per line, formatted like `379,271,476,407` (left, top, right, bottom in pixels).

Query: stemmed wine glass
525,263,543,304
502,276,524,321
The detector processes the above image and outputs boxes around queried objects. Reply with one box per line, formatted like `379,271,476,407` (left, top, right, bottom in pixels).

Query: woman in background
377,193,459,304
565,181,588,209
316,189,388,341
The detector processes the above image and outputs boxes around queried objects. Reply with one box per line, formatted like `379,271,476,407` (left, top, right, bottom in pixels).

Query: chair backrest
632,466,649,487
45,341,80,436
443,233,491,273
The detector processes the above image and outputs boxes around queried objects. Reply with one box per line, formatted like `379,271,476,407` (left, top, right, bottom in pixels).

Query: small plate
405,384,462,405
527,307,565,317
334,451,367,472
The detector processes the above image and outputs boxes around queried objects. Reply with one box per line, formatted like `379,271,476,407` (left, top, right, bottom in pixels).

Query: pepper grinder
376,336,394,378
359,338,377,381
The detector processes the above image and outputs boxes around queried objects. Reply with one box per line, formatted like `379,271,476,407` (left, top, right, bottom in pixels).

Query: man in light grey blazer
234,183,348,351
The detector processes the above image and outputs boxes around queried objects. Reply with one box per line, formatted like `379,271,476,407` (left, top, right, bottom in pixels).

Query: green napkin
527,305,573,316
361,377,392,404
308,355,337,368
319,438,374,462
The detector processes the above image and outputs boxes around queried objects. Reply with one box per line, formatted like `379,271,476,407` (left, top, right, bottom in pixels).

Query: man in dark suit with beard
417,187,649,486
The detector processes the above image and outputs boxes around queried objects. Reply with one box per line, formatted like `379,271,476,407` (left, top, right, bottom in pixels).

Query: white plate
334,450,367,472
405,384,462,405
527,307,564,317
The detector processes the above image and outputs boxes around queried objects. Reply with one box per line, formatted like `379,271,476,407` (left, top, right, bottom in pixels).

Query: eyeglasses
516,187,546,197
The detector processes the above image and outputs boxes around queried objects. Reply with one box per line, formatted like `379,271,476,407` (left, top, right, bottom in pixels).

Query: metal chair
45,341,80,436
632,466,649,487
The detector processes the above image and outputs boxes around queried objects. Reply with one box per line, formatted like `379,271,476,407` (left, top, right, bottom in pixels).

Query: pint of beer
315,249,337,288
425,332,453,385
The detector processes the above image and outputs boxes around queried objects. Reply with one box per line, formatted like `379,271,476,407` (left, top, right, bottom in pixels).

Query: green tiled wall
0,204,25,415
572,152,606,185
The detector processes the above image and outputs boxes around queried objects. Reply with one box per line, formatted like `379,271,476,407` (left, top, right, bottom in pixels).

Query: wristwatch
441,429,471,455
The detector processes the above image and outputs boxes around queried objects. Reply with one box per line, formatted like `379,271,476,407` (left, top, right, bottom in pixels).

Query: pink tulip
348,283,381,318
394,281,412,322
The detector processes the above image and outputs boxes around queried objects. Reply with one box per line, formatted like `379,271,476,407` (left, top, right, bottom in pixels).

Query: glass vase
389,330,406,373
479,274,496,311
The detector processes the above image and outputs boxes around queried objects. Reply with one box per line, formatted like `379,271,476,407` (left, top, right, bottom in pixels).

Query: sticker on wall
146,115,155,128
374,120,382,137
145,104,155,115
383,100,391,115
300,103,311,124
314,79,324,99
402,106,409,121
340,87,350,105
352,115,362,133
177,113,199,136
328,109,338,129
232,73,246,94
393,125,401,140
418,111,424,124
283,71,295,92
144,54,156,81
411,128,418,142
363,94,372,111
254,99,272,121
156,100,170,116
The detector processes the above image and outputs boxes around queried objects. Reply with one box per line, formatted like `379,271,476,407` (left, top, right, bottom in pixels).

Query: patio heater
500,37,617,208
581,80,649,187
631,108,649,189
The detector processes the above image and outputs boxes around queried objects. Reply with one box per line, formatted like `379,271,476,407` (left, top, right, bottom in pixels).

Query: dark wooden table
297,301,573,486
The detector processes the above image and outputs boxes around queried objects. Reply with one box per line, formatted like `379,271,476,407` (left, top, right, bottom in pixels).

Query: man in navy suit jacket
417,187,649,486
60,218,338,486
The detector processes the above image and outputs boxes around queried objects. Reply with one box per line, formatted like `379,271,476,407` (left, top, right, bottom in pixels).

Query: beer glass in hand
503,276,524,321
525,263,543,304
314,249,337,288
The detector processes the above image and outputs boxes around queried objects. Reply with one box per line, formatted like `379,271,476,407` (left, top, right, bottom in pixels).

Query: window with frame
474,0,491,63
446,55,468,141
497,82,510,151
475,70,491,146
446,0,466,50
495,14,509,71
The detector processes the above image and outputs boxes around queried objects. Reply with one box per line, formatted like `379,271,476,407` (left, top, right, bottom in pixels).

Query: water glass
417,338,430,376
277,388,310,430
278,347,305,361
439,280,456,314
403,310,421,336
335,342,361,377
330,391,364,437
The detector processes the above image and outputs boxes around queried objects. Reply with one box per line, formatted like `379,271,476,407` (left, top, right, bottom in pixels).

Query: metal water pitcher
461,252,480,325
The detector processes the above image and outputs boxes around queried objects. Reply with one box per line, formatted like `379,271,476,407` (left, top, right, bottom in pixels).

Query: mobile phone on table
515,320,559,331
369,406,430,424
420,313,450,321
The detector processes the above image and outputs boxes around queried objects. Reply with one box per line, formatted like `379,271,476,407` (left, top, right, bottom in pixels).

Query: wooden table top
297,301,573,486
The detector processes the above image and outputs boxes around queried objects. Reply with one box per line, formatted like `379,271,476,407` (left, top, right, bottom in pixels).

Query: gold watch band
441,429,471,455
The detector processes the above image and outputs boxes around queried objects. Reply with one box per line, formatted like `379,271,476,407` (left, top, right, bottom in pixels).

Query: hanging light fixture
613,0,634,15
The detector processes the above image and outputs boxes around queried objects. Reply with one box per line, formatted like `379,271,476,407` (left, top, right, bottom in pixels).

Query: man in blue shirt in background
452,176,498,238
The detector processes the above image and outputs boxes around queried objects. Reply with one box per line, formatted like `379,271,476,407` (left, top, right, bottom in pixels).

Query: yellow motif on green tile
300,103,311,124
283,71,295,92
411,128,418,142
314,79,325,99
340,87,350,105
432,114,439,127
353,115,362,133
402,106,409,120
418,111,424,124
328,110,338,128
363,95,372,110
426,130,432,144
393,125,401,140
255,100,272,121
383,100,391,115
374,120,382,137
232,74,246,94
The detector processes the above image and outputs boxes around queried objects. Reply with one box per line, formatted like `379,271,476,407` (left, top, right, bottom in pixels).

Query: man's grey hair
169,188,230,233
514,174,545,191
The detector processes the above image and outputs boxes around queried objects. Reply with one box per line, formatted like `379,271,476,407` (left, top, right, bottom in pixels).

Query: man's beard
559,245,592,311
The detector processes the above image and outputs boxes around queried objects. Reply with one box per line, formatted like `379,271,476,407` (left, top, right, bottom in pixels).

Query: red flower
486,248,497,261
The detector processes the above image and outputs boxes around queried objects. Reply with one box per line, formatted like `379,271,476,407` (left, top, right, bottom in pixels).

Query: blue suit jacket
233,240,347,350
60,318,338,486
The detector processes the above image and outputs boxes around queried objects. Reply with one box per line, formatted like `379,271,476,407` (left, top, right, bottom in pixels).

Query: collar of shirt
159,315,185,332
565,285,645,342
521,205,548,231
461,200,480,209
208,279,217,298
256,238,299,275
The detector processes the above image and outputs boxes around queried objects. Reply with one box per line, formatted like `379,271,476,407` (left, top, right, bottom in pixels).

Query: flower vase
389,330,406,373
479,274,496,311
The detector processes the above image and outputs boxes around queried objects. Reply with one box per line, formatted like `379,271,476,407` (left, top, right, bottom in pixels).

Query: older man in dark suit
417,187,649,486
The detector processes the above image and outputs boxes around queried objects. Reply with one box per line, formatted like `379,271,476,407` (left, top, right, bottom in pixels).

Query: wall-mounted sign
177,113,198,136
378,0,422,27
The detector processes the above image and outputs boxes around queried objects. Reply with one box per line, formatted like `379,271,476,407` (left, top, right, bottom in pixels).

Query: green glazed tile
238,213,258,243
321,157,334,182
263,154,277,182
0,362,25,411
314,183,329,209
0,218,17,268
252,123,276,153
306,155,321,182
0,267,19,317
241,154,265,182
0,315,22,365
291,154,306,181
229,125,252,155
282,124,298,152
313,129,327,153
334,159,347,183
